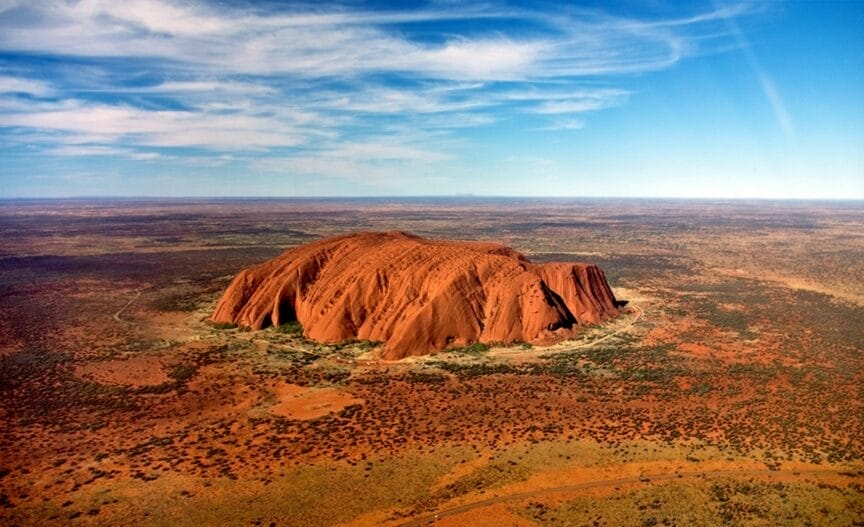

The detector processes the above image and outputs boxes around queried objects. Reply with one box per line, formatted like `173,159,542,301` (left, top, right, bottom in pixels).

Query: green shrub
274,320,303,334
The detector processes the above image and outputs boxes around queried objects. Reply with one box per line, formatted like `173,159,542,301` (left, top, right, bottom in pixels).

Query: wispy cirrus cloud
116,80,278,96
540,118,586,131
0,75,54,96
0,1,735,79
713,3,793,136
0,100,315,149
47,144,171,160
0,0,757,187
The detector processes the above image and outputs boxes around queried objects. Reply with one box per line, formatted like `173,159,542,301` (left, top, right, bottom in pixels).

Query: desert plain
1,197,862,526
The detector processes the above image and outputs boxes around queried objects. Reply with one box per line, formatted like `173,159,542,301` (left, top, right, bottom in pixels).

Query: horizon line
1,195,863,203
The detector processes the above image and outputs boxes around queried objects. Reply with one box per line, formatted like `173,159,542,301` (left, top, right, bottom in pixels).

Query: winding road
489,302,644,358
553,302,644,352
113,288,141,323
396,466,845,527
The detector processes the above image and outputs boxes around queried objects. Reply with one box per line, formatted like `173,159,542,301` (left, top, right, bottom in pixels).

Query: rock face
211,232,619,360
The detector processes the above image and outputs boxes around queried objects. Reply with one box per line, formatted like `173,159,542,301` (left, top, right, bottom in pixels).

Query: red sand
74,356,172,387
269,382,363,420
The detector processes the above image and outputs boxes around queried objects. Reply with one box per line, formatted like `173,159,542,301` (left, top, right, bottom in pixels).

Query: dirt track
113,288,141,323
489,302,644,358
396,466,847,527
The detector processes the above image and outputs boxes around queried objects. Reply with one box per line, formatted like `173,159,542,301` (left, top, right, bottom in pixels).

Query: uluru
211,231,620,359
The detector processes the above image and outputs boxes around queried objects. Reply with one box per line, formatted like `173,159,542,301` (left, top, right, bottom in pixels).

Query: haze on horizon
0,0,862,200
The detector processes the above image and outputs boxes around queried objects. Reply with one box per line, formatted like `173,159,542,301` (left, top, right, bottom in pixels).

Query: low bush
274,320,303,334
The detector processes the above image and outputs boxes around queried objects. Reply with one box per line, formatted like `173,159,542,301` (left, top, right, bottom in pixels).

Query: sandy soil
74,355,173,387
2,198,862,526
269,381,364,420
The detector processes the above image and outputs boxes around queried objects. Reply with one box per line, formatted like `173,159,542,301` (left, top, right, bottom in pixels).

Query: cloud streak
0,1,733,80
0,75,54,96
714,1,793,136
0,100,314,149
0,0,756,184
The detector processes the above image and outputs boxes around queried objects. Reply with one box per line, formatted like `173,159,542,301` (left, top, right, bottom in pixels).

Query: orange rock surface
211,232,619,359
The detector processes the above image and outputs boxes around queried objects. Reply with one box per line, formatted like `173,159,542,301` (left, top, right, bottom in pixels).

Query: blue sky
0,0,861,198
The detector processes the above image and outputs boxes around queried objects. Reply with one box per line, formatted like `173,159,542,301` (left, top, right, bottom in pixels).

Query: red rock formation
211,232,619,360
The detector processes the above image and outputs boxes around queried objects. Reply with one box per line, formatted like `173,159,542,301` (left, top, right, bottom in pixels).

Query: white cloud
718,9,794,136
0,75,53,96
535,98,624,114
541,118,585,131
313,84,488,115
130,80,277,95
0,1,745,80
127,151,165,160
48,145,127,156
413,39,547,80
47,144,171,160
310,84,631,120
0,102,312,149
419,113,496,129
0,1,757,168
81,0,231,36
530,88,630,114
